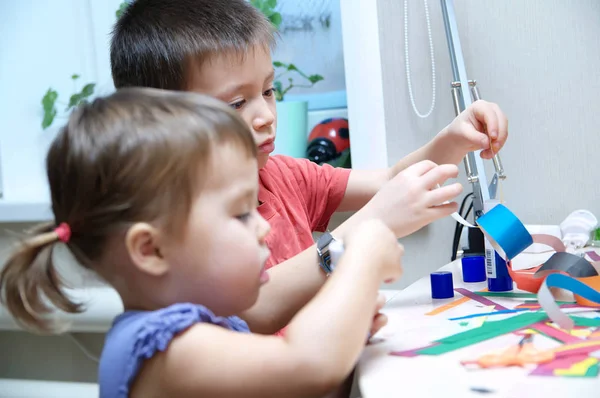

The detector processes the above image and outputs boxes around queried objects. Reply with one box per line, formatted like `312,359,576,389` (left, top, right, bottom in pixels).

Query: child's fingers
471,100,500,140
421,164,459,189
492,103,508,145
428,202,459,219
369,313,388,337
427,182,463,207
402,159,438,177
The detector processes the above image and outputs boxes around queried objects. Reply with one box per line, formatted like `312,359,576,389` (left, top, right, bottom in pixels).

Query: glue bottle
484,199,513,291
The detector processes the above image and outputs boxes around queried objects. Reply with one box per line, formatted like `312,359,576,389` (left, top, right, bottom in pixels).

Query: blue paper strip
538,273,600,330
476,204,533,260
449,308,529,321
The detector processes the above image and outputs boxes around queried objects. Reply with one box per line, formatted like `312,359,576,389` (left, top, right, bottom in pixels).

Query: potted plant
251,0,324,159
40,2,130,130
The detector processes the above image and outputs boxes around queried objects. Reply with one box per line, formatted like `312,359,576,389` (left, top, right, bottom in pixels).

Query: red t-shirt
258,155,351,270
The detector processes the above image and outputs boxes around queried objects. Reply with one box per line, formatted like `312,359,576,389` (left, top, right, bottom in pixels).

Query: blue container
461,255,487,283
430,271,454,299
487,251,513,291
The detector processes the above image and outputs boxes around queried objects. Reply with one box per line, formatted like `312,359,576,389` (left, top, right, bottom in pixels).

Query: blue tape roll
430,271,454,299
461,255,486,283
476,204,533,260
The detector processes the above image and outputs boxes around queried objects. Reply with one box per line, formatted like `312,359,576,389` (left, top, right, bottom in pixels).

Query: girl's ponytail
0,222,82,333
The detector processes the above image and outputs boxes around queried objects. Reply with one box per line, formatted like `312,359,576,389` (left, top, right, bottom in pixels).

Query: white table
357,249,600,398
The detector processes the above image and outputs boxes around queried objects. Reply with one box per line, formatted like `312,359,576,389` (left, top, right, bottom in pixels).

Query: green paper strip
522,300,576,305
571,316,600,327
475,292,538,299
437,313,547,344
561,363,599,378
585,363,599,378
417,313,548,355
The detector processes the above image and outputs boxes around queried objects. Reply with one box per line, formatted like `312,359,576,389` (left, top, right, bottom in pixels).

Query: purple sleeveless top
98,303,250,398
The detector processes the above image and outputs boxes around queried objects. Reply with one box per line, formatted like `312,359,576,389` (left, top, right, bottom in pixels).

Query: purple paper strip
586,251,600,262
389,343,440,357
454,288,509,310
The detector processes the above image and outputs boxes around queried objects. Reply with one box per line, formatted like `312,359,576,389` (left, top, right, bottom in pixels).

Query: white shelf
0,379,98,398
0,286,123,333
0,201,53,223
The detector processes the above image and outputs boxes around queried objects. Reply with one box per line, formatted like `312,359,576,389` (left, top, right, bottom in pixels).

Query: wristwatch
316,232,338,275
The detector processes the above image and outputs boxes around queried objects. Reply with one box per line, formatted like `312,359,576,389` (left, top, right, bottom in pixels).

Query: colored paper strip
554,358,598,377
454,288,508,310
531,322,582,344
475,291,538,299
416,313,548,355
448,308,528,321
571,316,600,327
586,251,600,262
538,274,600,330
425,296,471,316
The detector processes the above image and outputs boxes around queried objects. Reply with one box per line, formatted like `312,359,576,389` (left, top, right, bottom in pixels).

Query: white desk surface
357,249,600,398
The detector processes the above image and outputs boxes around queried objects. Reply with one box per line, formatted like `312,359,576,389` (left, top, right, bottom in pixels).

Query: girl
0,88,404,397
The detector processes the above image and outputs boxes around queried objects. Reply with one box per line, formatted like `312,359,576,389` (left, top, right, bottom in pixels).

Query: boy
110,0,508,334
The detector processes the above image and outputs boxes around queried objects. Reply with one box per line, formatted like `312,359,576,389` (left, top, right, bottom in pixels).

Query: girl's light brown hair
0,87,256,333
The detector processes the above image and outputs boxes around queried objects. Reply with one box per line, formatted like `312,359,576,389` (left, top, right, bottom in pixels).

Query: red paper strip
531,322,583,344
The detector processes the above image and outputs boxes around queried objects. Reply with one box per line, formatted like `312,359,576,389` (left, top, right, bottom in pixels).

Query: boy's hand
344,219,404,284
363,160,462,238
436,100,508,162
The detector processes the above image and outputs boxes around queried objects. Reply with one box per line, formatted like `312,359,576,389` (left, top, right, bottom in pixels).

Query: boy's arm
242,161,462,334
336,142,435,212
338,100,508,212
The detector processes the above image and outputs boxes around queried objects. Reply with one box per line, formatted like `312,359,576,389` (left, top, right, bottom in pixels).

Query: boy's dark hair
0,88,256,333
110,0,275,90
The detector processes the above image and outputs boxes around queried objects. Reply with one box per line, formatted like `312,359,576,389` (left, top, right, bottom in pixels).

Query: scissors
461,334,555,368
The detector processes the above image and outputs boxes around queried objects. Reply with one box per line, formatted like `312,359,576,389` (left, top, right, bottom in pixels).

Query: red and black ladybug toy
306,118,350,165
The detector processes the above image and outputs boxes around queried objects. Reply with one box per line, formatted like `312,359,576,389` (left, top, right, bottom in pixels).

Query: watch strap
317,232,335,275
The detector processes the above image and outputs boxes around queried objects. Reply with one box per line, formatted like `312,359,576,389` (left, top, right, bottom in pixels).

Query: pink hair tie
55,223,71,243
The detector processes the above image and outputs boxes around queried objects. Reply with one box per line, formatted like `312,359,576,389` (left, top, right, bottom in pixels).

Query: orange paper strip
426,296,470,316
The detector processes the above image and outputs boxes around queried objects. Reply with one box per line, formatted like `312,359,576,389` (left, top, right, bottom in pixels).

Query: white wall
365,0,600,288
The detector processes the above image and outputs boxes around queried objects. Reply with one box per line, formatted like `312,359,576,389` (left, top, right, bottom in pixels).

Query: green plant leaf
67,93,83,110
41,88,58,129
287,63,298,71
273,80,283,101
267,0,277,9
42,88,58,113
308,74,324,83
273,61,285,68
81,83,95,97
116,1,129,19
269,12,282,28
42,108,57,130
67,83,96,110
71,74,80,80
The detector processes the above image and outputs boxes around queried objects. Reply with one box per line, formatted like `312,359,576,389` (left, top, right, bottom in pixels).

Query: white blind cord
404,0,436,118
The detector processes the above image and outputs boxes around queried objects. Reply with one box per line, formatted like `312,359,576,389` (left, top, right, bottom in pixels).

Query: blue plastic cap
461,255,487,283
430,271,454,299
488,275,514,292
